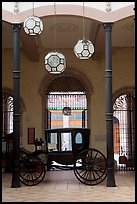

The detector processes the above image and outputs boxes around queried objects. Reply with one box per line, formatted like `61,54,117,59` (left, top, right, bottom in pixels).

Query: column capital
103,22,113,32
12,23,21,31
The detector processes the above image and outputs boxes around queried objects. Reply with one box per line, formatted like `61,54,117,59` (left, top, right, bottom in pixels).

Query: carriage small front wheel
73,148,107,186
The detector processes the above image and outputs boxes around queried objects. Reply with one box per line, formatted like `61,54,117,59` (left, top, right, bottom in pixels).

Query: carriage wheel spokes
73,148,107,186
20,156,46,186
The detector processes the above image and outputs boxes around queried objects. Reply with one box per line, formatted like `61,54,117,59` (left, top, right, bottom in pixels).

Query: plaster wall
2,47,135,152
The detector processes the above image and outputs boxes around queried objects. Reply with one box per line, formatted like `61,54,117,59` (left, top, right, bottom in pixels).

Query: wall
2,47,135,153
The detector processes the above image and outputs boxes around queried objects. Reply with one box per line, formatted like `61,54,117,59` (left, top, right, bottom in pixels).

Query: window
56,114,63,120
75,133,82,144
3,95,13,134
76,113,82,120
70,114,75,120
51,113,62,120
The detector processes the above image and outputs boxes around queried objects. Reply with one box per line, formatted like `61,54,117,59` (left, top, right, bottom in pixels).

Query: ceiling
2,15,135,62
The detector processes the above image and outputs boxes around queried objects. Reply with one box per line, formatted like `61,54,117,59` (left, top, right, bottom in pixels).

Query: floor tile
2,170,135,202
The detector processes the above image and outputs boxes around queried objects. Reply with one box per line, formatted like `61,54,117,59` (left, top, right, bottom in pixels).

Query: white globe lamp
23,16,43,35
74,39,94,59
44,51,66,74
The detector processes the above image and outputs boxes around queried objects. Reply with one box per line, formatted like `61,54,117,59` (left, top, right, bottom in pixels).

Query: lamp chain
82,2,85,40
54,2,56,51
32,2,34,16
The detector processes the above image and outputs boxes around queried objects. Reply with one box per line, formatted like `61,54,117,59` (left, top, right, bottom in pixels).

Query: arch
112,86,135,104
2,87,26,142
2,3,134,23
2,87,26,112
39,69,93,96
112,86,135,170
39,69,93,135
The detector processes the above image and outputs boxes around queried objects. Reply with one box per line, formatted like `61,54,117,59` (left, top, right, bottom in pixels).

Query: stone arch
39,69,93,135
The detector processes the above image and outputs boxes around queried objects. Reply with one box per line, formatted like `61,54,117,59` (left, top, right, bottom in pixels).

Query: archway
39,69,93,136
2,88,26,172
113,86,135,170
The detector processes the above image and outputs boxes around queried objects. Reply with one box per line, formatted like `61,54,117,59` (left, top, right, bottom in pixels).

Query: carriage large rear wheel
73,148,107,186
20,156,46,186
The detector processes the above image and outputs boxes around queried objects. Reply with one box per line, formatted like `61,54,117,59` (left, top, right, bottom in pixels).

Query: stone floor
2,170,135,202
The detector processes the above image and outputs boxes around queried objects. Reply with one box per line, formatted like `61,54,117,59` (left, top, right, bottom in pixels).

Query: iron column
11,23,21,188
103,22,116,187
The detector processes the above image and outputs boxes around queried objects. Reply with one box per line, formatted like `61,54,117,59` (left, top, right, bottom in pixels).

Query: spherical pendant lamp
23,2,43,35
23,16,43,35
44,2,66,74
74,39,94,59
74,2,94,59
44,51,66,74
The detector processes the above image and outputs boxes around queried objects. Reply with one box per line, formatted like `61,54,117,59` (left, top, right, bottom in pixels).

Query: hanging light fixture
44,2,66,74
74,2,94,59
23,2,43,35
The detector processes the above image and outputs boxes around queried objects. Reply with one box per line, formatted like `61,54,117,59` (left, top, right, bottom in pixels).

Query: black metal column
103,22,116,187
11,23,21,188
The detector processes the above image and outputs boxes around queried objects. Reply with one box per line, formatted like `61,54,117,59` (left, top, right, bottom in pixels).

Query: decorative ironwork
48,92,87,110
113,92,135,171
113,94,135,110
3,95,13,111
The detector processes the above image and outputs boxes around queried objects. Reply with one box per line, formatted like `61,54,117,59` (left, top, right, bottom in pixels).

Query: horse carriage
20,128,107,186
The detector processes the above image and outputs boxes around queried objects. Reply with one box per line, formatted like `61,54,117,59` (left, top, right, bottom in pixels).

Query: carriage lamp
74,39,94,59
23,16,43,35
63,107,71,115
44,51,66,74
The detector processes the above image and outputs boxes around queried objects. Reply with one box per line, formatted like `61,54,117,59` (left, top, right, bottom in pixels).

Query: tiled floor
2,170,135,202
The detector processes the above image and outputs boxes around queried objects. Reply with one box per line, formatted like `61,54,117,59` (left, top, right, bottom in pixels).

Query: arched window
2,95,13,134
75,132,82,144
113,91,135,170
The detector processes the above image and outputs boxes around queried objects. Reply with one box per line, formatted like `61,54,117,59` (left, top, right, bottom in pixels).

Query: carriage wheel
20,156,46,186
73,148,107,186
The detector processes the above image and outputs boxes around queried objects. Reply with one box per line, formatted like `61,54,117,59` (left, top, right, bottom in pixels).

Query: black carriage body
45,128,90,165
20,128,107,186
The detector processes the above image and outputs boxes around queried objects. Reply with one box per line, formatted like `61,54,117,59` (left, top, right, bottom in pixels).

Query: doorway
47,91,87,152
47,92,87,129
40,71,93,150
113,90,135,171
